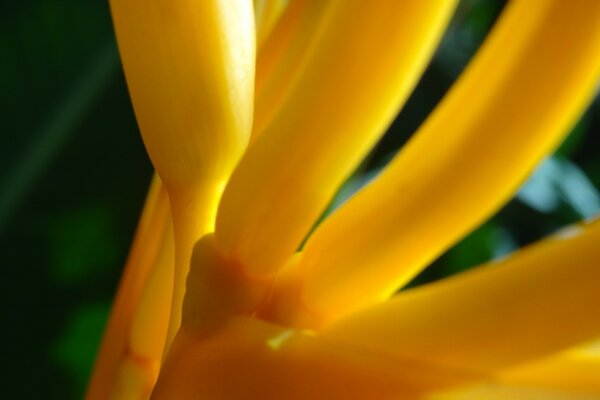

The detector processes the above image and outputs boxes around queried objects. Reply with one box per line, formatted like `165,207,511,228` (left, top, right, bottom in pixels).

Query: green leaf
52,302,111,398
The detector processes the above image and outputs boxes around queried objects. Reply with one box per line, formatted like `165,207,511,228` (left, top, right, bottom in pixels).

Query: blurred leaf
518,156,600,219
0,42,118,235
517,158,562,213
466,0,499,35
52,302,110,398
444,222,517,275
556,158,600,219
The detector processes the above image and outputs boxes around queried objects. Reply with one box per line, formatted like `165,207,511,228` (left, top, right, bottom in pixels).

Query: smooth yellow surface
86,176,170,400
216,0,458,278
112,356,158,400
128,221,174,364
498,342,600,393
110,0,254,189
323,219,600,371
252,0,332,137
429,384,599,400
289,0,600,322
152,317,481,399
253,0,288,49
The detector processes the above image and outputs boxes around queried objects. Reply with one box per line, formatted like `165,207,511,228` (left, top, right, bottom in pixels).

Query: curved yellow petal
288,0,600,323
216,0,458,278
86,176,170,399
111,0,256,347
152,317,481,399
323,219,600,371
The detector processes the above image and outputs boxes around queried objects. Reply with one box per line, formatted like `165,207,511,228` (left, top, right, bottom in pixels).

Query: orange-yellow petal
323,219,600,371
288,0,600,323
216,0,458,278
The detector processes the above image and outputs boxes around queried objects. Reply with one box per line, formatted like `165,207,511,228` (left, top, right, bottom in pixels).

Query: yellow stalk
322,219,600,371
110,0,256,352
216,0,458,279
86,176,170,399
284,0,600,325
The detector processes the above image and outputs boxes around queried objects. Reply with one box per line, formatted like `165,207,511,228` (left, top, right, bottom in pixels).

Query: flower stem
163,182,225,355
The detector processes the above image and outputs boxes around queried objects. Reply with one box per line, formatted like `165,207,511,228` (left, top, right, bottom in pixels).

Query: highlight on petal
152,316,481,399
86,176,172,399
323,219,600,372
282,0,600,324
110,0,255,189
216,0,458,278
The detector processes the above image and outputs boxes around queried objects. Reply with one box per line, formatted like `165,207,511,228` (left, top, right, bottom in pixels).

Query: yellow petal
111,356,158,400
128,220,174,366
289,0,600,322
86,176,170,399
254,0,289,49
253,0,332,138
433,341,600,398
215,0,458,277
152,316,481,399
110,0,255,190
498,340,600,394
429,384,598,400
323,219,600,371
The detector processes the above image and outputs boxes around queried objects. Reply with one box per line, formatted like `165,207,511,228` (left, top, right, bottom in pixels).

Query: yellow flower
88,0,600,398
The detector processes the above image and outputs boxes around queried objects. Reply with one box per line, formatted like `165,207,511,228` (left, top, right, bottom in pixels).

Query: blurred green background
1,0,598,398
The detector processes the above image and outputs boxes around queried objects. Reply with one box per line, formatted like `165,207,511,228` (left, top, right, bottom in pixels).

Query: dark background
1,1,598,398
